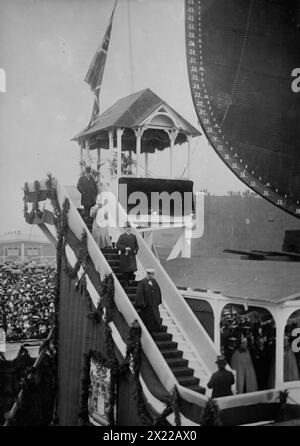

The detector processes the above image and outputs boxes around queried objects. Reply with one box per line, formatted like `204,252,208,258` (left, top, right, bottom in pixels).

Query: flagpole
127,0,134,93
84,0,118,129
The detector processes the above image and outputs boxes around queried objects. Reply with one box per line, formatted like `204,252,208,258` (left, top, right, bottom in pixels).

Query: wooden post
274,308,287,389
116,128,124,178
169,129,178,179
85,139,90,165
145,151,149,177
134,127,144,178
108,129,114,151
211,299,223,353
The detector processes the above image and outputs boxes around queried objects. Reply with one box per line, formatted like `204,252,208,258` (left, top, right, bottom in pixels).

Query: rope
221,0,254,127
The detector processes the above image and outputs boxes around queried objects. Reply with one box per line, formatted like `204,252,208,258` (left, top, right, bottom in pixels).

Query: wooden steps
101,247,206,396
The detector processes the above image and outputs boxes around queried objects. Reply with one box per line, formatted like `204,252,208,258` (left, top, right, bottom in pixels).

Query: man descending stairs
101,246,206,395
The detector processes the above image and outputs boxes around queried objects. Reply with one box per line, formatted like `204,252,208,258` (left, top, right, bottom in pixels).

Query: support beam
168,129,178,179
275,314,285,389
134,127,144,178
210,299,223,353
272,306,292,389
145,151,149,177
108,129,114,151
116,128,124,178
85,139,90,165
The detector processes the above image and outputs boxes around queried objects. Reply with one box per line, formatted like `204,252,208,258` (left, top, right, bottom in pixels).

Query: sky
0,0,247,235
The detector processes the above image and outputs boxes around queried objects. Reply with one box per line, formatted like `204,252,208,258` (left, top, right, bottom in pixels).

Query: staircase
102,246,206,395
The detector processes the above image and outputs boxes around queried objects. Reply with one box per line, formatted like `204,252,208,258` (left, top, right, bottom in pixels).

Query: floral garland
124,321,153,425
23,180,43,224
45,173,61,230
64,230,88,279
200,398,223,426
92,274,115,323
277,390,289,422
21,180,181,427
79,320,154,426
50,197,69,425
153,386,181,426
23,173,61,227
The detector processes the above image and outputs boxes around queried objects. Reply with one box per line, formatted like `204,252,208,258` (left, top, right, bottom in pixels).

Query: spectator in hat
90,193,112,249
207,355,235,398
135,268,162,334
77,166,98,219
116,223,139,289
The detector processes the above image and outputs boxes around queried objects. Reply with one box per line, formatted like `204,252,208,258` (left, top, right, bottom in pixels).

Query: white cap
146,268,155,274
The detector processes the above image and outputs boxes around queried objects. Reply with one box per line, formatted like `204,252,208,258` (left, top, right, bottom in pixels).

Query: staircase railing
55,181,208,408
99,184,219,376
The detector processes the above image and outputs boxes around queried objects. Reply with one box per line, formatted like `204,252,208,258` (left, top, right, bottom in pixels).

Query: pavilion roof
72,88,200,141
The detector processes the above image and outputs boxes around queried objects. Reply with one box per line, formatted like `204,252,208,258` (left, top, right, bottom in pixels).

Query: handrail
99,183,219,374
55,180,208,407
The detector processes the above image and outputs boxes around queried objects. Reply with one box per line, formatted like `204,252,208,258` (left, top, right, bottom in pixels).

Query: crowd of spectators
0,260,55,341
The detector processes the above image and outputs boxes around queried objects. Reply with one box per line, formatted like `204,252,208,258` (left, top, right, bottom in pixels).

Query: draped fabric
59,226,207,425
0,348,34,424
90,205,111,249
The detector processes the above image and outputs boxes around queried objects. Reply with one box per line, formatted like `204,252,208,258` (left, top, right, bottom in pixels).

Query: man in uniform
77,166,98,219
116,223,139,289
135,268,162,334
207,355,235,399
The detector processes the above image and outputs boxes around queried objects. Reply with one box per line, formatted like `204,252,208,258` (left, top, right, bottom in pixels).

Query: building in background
0,230,56,264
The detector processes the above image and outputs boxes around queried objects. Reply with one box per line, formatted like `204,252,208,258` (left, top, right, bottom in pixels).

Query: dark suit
207,369,235,398
135,277,162,333
116,232,139,287
116,233,138,273
77,175,98,217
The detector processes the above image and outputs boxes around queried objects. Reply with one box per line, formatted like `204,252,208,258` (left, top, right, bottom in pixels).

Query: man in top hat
207,355,235,399
135,268,162,334
116,223,139,289
77,166,98,219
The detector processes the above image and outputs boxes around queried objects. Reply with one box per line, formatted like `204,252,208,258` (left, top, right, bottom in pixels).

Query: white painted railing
55,181,208,408
98,185,219,375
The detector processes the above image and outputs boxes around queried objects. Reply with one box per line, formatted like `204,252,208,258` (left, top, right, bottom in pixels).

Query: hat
146,268,155,274
215,355,227,367
124,221,131,228
134,269,146,281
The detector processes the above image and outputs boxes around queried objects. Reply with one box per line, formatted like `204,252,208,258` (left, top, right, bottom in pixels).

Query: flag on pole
85,1,117,127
